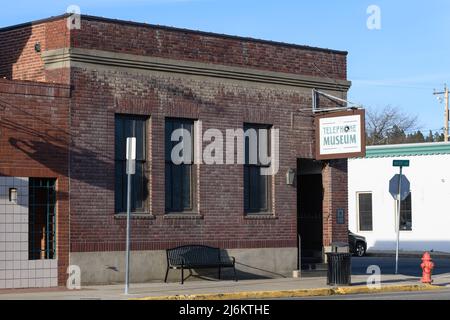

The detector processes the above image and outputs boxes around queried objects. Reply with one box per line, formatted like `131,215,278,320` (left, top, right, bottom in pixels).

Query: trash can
326,242,352,286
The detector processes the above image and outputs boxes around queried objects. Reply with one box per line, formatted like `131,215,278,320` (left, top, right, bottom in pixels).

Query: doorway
297,159,324,265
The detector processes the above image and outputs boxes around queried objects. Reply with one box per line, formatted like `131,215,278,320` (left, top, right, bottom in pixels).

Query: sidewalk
0,273,449,300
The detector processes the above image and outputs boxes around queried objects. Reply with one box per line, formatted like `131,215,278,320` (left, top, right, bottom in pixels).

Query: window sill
114,213,156,220
164,213,203,220
244,214,277,220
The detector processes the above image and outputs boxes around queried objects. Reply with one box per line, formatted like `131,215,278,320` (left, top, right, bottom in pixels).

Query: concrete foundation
69,247,297,285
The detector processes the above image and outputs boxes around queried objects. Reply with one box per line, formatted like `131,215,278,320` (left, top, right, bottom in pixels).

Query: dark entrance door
297,161,324,264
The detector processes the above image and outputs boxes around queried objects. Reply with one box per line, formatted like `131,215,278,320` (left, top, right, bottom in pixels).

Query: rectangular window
115,114,148,213
165,118,195,213
400,193,412,231
358,193,373,231
244,123,271,214
29,178,56,260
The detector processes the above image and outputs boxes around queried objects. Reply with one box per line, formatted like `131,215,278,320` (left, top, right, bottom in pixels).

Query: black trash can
326,252,352,286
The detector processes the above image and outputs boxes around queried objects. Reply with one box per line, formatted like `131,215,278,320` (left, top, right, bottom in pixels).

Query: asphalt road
292,288,450,300
351,256,450,277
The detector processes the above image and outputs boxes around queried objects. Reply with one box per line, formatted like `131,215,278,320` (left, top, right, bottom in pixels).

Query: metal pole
298,234,301,271
125,172,131,294
445,86,449,142
395,166,402,274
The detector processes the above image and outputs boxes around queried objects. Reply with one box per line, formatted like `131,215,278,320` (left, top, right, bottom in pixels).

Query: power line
351,82,437,90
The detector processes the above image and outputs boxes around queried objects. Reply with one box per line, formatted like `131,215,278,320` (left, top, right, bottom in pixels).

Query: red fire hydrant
420,252,434,284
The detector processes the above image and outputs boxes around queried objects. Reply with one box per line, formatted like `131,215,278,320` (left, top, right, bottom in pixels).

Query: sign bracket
312,89,364,114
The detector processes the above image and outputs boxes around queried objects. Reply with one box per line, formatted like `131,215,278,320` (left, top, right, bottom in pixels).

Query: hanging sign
315,109,366,160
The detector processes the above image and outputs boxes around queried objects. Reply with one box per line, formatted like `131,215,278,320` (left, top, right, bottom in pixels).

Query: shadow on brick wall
0,96,114,191
0,24,32,80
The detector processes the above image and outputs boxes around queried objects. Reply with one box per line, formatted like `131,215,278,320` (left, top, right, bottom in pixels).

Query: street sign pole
392,159,409,275
125,137,136,295
125,171,131,294
395,165,403,275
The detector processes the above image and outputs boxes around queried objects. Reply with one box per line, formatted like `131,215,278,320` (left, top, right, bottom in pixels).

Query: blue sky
1,0,449,132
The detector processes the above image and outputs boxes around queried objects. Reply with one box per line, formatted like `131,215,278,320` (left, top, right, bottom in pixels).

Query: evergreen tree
387,125,407,144
425,130,434,142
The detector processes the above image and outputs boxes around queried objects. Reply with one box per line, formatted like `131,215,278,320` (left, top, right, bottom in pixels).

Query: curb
134,283,443,300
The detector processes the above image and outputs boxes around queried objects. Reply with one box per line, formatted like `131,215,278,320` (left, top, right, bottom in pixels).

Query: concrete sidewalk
0,273,449,300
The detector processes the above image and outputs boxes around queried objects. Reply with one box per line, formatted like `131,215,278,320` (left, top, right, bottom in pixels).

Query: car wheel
355,243,366,257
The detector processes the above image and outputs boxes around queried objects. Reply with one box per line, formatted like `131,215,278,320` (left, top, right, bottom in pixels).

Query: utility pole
434,85,449,142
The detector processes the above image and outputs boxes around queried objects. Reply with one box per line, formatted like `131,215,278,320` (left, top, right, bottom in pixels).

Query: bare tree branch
366,106,420,145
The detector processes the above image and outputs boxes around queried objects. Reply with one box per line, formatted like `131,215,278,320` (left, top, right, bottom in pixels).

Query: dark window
358,193,373,231
29,178,56,260
115,115,148,213
165,118,194,213
400,193,412,231
244,123,271,214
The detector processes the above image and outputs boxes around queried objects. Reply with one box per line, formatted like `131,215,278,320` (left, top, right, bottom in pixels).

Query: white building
348,142,450,254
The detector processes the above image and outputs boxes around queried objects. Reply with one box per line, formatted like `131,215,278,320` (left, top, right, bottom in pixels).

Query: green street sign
393,160,410,167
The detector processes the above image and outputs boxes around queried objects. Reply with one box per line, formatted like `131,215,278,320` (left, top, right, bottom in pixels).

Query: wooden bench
164,245,238,284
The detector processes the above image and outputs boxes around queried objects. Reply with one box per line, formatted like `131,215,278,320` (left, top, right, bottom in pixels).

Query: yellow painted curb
134,283,443,300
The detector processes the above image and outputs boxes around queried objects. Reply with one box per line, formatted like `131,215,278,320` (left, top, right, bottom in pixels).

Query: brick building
0,14,351,288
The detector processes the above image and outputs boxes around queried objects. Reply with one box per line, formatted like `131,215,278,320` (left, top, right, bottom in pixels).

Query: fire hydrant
420,252,434,284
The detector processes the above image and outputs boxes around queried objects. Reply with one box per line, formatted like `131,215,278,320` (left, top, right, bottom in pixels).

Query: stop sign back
389,174,410,201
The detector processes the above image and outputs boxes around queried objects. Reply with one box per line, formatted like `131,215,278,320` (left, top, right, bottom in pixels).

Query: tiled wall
0,177,58,289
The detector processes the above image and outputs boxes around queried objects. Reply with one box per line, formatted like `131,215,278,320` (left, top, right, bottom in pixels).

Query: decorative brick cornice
42,48,351,91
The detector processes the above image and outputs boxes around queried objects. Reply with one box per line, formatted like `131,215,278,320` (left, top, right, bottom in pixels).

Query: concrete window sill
163,213,203,220
114,213,156,220
244,214,278,220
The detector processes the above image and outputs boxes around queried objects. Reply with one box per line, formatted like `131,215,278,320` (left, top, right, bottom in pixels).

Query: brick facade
0,79,71,285
0,14,350,285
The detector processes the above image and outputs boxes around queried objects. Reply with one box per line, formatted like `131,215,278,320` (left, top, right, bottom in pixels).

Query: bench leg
233,266,238,282
218,266,221,280
164,267,170,283
181,266,184,285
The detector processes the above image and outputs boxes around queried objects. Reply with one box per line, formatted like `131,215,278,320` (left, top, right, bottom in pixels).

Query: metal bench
164,245,238,284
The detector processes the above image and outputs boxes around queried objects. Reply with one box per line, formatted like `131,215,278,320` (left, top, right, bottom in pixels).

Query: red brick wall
1,16,349,257
70,16,347,80
67,66,346,252
322,159,349,246
0,78,71,285
0,18,69,82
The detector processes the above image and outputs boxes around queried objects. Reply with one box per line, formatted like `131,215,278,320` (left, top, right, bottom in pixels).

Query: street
351,256,450,277
269,256,450,300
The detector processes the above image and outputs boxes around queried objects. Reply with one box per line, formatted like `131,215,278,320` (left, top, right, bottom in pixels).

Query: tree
366,105,419,145
434,132,445,142
425,130,434,142
406,130,425,143
387,125,406,144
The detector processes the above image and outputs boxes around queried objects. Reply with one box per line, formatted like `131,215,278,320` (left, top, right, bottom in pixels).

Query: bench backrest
167,245,221,266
